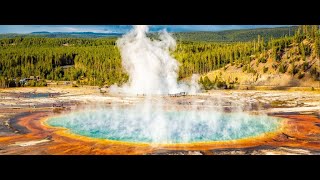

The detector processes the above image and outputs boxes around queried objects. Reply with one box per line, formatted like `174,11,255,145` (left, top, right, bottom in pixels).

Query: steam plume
112,25,199,95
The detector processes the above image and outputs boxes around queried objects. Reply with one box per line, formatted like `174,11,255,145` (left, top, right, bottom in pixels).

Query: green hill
198,26,320,90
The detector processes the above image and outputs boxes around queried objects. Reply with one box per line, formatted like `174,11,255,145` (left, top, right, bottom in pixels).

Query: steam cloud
111,25,199,95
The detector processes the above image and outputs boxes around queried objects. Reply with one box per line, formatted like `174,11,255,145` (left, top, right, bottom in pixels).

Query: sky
0,25,292,34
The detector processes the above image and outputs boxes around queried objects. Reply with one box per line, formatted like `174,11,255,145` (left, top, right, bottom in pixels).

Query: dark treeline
0,25,319,88
173,26,298,42
0,37,117,47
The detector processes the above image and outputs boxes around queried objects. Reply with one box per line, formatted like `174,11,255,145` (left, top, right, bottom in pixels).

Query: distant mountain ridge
0,26,297,42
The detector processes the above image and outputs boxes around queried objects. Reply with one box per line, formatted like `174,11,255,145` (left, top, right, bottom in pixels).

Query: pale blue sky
0,25,292,34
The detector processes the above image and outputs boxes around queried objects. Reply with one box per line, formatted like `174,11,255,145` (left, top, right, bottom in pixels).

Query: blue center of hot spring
47,108,282,144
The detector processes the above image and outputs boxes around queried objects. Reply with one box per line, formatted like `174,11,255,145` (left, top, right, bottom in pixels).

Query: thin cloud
63,27,79,32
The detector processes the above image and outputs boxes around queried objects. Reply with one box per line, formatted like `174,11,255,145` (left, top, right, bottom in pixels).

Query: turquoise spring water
47,108,282,144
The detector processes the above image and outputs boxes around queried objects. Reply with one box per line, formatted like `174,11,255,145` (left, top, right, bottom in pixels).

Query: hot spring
46,25,282,145
47,106,282,144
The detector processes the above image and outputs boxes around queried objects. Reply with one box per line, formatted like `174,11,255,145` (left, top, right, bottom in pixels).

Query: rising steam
111,25,199,95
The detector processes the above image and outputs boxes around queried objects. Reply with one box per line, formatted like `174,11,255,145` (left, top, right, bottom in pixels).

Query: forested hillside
199,26,320,89
0,25,319,88
0,38,127,87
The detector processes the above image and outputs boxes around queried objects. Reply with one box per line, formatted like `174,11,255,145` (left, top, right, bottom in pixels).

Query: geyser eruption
113,25,198,95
